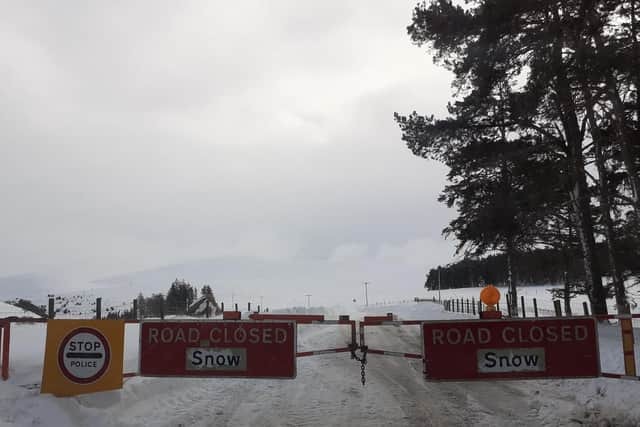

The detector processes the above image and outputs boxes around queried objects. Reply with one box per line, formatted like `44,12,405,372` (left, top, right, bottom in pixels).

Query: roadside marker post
619,314,636,377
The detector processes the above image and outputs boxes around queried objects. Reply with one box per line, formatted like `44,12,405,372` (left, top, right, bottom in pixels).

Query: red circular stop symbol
57,327,111,384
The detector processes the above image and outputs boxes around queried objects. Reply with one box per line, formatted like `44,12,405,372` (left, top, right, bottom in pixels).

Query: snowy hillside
0,301,40,318
28,292,133,319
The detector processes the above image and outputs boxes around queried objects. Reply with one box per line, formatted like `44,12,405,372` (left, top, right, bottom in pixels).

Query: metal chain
350,344,367,386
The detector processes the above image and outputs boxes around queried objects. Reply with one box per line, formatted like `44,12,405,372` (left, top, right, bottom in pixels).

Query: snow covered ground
1,302,639,426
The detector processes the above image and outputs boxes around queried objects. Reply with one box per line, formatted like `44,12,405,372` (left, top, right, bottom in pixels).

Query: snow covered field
421,284,640,317
1,302,640,426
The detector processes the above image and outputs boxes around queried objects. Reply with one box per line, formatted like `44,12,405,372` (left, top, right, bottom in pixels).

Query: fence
441,296,592,318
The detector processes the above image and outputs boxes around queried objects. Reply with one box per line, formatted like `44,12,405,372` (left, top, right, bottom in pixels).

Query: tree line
396,0,640,315
426,244,640,291
106,279,221,319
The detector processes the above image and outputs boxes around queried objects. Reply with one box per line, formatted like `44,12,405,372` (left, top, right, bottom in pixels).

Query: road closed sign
422,317,599,381
41,320,124,396
140,320,296,378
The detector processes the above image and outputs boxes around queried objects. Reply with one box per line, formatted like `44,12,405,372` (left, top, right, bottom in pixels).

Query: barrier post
533,298,538,318
521,296,526,318
132,298,138,320
620,308,636,377
583,302,589,316
1,322,10,380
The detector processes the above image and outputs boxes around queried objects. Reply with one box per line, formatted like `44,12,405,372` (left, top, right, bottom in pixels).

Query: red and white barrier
1,320,10,380
359,316,424,360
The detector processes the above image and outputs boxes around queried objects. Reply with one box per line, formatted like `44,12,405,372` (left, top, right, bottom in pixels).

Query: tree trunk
549,11,608,314
563,271,572,316
581,85,628,312
506,239,518,317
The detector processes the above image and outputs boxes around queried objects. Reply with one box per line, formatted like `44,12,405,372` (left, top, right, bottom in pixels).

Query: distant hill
0,273,57,300
1,253,430,315
90,255,427,308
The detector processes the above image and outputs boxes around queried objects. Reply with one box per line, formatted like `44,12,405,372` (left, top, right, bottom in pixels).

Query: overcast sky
2,1,458,301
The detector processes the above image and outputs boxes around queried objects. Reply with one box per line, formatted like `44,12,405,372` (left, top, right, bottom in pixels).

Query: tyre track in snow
363,321,544,426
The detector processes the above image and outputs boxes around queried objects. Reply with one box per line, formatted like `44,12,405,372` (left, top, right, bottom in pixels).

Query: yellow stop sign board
41,320,124,397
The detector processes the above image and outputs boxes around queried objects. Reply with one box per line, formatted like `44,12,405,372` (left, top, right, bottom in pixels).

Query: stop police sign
58,327,111,384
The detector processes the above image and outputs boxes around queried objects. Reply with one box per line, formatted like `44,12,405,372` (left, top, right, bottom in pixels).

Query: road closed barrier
139,320,296,379
3,311,639,394
422,317,600,381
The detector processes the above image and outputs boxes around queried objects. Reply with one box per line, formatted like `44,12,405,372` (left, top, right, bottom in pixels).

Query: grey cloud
1,1,458,299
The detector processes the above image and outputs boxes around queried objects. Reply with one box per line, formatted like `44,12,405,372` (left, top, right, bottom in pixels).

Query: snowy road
2,302,640,426
76,324,542,427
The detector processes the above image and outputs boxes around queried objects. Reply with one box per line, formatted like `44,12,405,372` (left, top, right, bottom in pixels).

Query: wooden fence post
48,297,55,320
553,300,562,317
96,297,102,320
